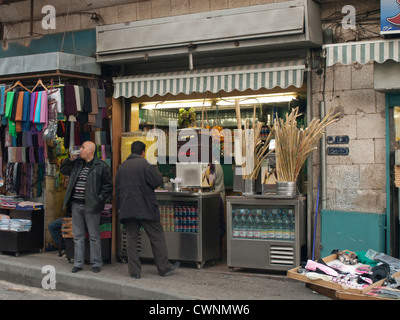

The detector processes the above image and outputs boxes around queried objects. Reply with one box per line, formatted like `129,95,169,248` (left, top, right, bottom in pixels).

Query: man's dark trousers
125,218,172,276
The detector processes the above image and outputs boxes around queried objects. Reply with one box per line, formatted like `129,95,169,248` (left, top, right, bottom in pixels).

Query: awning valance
112,59,305,99
324,39,400,67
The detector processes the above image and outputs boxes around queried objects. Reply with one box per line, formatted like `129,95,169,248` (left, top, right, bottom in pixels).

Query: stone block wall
4,0,284,40
312,61,386,213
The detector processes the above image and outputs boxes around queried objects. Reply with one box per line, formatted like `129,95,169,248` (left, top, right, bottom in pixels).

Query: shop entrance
387,93,400,257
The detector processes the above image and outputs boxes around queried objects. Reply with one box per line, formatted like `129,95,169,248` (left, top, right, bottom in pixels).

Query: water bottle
253,210,262,239
239,209,247,238
282,210,290,240
274,209,283,239
245,210,255,238
232,210,240,238
260,210,268,239
288,209,295,240
267,210,275,239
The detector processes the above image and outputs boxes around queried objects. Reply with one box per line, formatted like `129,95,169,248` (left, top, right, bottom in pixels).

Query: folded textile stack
8,219,31,232
0,195,24,209
0,218,31,231
0,219,9,230
15,201,44,210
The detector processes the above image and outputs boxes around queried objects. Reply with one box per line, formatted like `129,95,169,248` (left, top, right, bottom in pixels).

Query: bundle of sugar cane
234,99,275,180
274,107,340,182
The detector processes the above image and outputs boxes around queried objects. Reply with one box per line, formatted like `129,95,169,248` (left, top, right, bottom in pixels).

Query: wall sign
327,147,349,156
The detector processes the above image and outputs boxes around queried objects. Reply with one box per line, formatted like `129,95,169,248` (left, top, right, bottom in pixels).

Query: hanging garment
82,87,92,112
15,91,24,122
48,88,62,114
88,88,99,124
30,92,37,122
33,91,42,124
64,84,77,116
97,88,106,109
15,91,25,132
22,91,31,132
74,85,82,112
10,91,19,121
40,90,48,128
5,92,15,119
0,85,5,115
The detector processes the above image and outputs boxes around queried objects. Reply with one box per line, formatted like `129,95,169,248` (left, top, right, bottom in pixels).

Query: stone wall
4,0,286,40
313,0,386,214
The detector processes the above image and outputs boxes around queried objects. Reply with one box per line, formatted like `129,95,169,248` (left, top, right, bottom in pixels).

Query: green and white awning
324,39,400,67
113,59,305,99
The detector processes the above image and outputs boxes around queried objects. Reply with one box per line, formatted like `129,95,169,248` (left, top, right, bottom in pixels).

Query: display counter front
226,196,306,271
119,191,220,269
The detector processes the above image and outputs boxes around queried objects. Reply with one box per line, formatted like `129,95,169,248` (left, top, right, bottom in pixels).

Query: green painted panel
0,29,96,58
320,210,385,257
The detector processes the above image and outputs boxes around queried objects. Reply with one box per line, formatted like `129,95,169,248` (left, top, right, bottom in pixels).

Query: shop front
0,30,113,257
323,38,400,258
97,1,324,267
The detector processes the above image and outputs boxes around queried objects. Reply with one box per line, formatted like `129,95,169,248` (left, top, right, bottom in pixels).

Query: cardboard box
287,251,398,299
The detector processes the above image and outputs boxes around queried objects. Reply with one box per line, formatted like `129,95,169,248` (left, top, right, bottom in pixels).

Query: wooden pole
111,97,122,263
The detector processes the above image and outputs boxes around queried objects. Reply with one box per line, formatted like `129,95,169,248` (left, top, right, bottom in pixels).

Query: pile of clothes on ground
297,249,400,299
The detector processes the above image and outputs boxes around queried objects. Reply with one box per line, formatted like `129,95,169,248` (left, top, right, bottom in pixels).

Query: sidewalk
0,251,330,300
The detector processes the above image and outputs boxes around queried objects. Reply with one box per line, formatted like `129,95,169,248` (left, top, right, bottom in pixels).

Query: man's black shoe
131,274,141,279
92,267,101,273
72,267,82,273
161,261,180,277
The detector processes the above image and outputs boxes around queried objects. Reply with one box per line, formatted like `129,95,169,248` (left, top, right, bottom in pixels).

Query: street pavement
0,250,330,300
0,279,98,300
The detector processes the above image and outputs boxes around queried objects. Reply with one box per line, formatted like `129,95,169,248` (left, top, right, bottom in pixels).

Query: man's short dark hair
131,141,146,155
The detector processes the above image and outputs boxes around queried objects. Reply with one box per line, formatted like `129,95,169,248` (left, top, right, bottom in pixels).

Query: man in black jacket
115,141,179,279
61,141,112,273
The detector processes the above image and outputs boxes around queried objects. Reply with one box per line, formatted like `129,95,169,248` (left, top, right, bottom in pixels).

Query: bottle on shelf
246,210,255,239
281,209,290,240
260,210,269,239
274,209,283,240
266,210,275,239
239,209,247,238
232,209,240,238
288,209,295,240
253,209,262,239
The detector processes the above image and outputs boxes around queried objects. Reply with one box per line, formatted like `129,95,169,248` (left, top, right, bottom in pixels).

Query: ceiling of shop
0,0,144,24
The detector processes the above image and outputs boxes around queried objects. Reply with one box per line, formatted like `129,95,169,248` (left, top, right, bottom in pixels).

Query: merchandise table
0,207,44,256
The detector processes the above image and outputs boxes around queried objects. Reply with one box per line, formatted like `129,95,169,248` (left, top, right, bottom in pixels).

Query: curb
0,259,193,300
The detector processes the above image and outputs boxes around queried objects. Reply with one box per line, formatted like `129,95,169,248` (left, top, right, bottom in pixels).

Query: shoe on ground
72,266,82,273
161,261,180,277
131,274,141,279
92,267,101,273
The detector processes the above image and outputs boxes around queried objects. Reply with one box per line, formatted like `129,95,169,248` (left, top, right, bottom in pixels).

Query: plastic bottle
239,209,247,238
232,210,240,238
253,209,262,239
288,209,295,240
266,210,275,239
281,210,290,240
260,210,268,239
246,210,255,238
274,209,283,239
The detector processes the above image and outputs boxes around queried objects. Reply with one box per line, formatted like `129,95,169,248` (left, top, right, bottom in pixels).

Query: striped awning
324,39,400,67
112,59,305,99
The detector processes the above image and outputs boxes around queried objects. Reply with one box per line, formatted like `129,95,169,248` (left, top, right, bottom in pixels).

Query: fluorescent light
141,93,297,109
142,101,212,109
218,94,296,106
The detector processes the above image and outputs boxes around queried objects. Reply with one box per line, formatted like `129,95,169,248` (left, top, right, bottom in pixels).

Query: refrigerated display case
226,196,306,271
118,192,220,269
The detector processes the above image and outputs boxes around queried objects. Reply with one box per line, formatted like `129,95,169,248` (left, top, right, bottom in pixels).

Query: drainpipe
320,100,327,211
188,45,194,71
306,51,313,259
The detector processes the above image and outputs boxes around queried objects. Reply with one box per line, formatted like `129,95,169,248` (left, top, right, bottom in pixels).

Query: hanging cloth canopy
112,59,306,99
